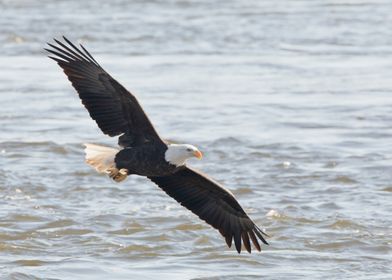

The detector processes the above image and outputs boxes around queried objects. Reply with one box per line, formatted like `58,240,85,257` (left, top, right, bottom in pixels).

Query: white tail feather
83,143,119,173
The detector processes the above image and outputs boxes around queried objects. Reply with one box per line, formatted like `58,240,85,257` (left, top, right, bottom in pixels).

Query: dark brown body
115,144,181,177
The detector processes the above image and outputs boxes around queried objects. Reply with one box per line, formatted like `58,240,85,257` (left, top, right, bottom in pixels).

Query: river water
1,0,392,279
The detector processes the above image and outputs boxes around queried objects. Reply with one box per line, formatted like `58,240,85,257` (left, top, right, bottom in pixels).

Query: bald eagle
45,37,268,253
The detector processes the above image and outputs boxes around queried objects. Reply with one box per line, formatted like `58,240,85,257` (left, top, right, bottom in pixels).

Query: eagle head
165,144,203,166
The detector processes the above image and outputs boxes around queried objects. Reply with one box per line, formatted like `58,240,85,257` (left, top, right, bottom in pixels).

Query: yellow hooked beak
193,150,203,160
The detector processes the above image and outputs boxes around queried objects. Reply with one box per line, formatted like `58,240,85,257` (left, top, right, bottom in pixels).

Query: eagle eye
186,148,192,152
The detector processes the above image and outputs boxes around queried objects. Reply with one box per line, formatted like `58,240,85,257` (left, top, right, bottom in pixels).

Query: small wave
6,214,44,222
46,228,93,236
327,219,365,230
210,136,244,146
7,34,25,44
266,209,284,219
234,187,254,195
381,186,392,192
173,223,205,231
108,222,145,235
118,244,167,254
12,259,47,267
306,239,367,251
0,141,69,156
331,175,358,184
266,209,320,224
7,272,44,280
37,219,75,230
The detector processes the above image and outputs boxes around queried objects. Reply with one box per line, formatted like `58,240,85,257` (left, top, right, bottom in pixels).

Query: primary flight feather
46,37,268,253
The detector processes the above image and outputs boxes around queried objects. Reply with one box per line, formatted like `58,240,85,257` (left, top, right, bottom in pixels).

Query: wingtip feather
249,230,261,251
233,231,241,254
225,234,232,248
254,226,269,245
242,231,251,253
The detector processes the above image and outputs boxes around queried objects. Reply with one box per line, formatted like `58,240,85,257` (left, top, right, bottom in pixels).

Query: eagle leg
107,168,128,182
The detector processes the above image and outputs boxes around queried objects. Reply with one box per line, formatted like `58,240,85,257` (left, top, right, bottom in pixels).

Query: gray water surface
1,1,392,279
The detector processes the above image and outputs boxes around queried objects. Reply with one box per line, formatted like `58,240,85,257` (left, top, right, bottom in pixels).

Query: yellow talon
107,168,128,182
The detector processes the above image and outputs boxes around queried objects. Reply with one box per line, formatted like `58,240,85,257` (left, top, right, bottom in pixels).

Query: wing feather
242,231,251,253
249,230,261,251
46,37,164,147
149,167,268,253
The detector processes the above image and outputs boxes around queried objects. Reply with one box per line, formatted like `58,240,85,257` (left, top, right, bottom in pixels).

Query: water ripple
1,0,392,279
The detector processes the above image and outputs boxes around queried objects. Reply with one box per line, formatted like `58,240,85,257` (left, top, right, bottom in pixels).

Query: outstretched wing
149,167,268,253
45,36,165,148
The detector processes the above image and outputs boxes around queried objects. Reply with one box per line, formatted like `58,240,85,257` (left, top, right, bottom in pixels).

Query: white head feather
165,144,202,166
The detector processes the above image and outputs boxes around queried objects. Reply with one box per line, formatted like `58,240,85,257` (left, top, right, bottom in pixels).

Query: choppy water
1,0,392,279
